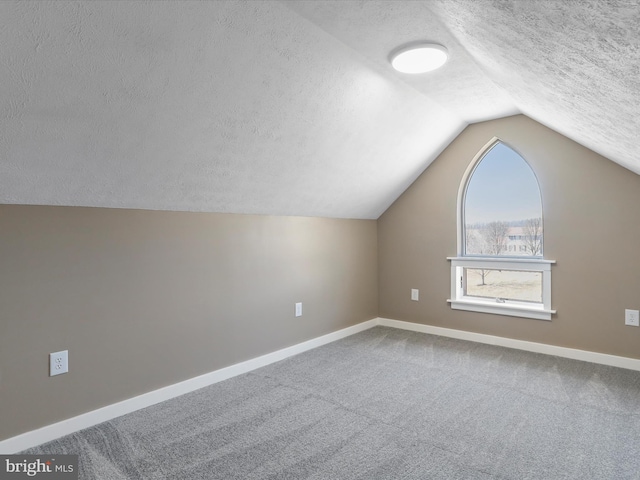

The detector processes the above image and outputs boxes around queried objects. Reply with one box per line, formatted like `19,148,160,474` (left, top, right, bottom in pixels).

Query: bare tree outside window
465,225,490,284
464,221,509,284
523,217,543,256
470,221,507,285
481,221,509,256
465,226,483,255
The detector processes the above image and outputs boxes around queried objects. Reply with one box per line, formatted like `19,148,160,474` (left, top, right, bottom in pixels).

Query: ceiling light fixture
390,43,448,74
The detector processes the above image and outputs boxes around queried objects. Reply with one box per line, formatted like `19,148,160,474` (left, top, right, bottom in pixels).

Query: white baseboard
0,318,378,454
4,316,639,453
377,317,640,372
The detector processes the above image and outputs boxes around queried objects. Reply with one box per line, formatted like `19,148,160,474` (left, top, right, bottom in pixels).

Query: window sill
447,298,555,321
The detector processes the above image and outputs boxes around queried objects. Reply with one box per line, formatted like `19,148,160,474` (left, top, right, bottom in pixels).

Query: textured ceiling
0,1,638,219
425,0,640,175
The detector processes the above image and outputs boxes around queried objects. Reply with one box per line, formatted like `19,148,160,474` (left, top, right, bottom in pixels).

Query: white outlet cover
50,350,69,376
625,309,639,327
411,289,419,301
295,302,303,317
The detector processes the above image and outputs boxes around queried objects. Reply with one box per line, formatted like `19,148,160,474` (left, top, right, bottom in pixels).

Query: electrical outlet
50,350,69,376
295,302,302,317
625,309,639,327
411,289,419,301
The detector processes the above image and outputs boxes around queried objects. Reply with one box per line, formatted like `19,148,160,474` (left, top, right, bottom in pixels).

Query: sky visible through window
465,143,541,225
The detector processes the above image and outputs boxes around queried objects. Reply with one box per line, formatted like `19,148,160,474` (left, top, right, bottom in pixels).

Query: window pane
463,268,542,303
464,143,543,257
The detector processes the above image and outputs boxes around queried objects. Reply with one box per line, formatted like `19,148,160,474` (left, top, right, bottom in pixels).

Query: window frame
447,256,555,321
448,137,556,321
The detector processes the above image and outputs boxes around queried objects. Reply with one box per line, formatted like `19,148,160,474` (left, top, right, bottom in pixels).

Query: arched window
464,142,543,257
448,139,555,320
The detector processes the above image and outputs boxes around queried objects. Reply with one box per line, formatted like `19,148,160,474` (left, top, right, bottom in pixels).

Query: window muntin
449,138,555,321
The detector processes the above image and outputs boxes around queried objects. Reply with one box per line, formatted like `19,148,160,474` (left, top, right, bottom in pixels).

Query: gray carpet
23,327,640,479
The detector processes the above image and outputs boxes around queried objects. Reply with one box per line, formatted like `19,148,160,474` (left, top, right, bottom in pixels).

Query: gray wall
0,206,378,441
379,114,640,360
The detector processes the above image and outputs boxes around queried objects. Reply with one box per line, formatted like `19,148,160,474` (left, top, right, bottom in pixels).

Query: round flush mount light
390,43,448,74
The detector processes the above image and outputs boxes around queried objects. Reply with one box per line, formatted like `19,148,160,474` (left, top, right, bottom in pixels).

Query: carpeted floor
23,326,640,479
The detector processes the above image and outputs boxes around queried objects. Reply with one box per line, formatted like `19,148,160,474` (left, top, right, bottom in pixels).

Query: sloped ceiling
0,1,638,219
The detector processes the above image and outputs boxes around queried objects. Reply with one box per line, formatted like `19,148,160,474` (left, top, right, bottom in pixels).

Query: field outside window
463,268,542,303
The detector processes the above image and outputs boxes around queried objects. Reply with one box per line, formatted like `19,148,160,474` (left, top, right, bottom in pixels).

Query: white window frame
447,257,555,321
449,137,555,321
